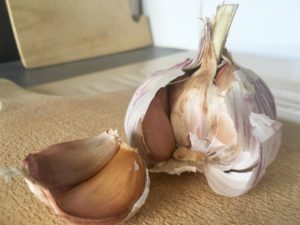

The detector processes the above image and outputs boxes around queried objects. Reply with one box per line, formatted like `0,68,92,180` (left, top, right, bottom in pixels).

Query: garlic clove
210,112,237,146
125,58,192,140
149,158,198,175
214,62,235,95
173,146,206,163
168,75,190,109
170,20,217,147
142,87,176,161
1,130,149,225
249,113,282,168
224,66,280,167
23,129,119,190
55,143,147,222
125,59,192,163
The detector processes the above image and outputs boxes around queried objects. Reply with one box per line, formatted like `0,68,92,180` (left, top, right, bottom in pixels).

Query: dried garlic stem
212,4,238,62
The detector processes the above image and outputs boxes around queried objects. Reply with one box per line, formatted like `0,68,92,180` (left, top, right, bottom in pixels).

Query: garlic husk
204,112,281,197
124,3,282,197
0,130,149,225
170,20,219,147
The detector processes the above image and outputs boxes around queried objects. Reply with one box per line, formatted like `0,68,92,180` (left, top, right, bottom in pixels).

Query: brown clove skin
18,132,149,225
142,88,176,161
55,144,146,224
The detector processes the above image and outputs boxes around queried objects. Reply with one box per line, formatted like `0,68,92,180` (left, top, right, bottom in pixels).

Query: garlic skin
0,130,149,225
125,4,282,197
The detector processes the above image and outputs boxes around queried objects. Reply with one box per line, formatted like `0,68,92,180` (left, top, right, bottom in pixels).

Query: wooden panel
6,0,152,68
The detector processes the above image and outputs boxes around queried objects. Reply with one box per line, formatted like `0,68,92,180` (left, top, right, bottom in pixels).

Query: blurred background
2,0,299,62
143,0,300,58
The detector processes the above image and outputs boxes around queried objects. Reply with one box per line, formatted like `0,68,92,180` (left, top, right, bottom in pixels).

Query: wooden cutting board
0,78,299,225
6,0,152,68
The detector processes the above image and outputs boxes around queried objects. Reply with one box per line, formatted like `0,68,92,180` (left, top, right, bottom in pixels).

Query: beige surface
29,51,300,124
0,78,299,225
6,0,152,68
29,52,193,96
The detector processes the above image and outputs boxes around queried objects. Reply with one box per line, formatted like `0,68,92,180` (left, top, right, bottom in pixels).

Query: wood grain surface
6,0,152,68
0,79,299,225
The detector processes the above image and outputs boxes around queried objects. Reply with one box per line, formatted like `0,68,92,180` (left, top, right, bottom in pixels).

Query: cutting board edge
5,0,29,68
5,0,153,68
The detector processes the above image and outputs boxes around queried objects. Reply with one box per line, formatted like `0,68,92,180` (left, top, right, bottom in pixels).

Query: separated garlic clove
125,3,282,197
0,130,149,225
24,129,119,190
55,143,148,224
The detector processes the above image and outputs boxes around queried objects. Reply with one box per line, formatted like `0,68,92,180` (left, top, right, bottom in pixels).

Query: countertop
0,47,299,225
0,79,299,225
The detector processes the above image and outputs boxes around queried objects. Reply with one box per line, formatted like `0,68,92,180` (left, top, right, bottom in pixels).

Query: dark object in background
0,1,19,63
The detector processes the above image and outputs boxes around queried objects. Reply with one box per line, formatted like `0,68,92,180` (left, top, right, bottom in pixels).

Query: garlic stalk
0,130,149,225
125,4,282,197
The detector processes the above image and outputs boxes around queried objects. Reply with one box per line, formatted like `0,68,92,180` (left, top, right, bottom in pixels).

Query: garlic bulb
0,130,149,225
125,4,282,197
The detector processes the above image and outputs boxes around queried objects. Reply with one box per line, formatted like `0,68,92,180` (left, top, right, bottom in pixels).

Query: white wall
143,0,300,58
142,0,203,50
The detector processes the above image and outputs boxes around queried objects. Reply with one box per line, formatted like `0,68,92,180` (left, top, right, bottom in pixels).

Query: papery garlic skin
204,113,281,197
0,130,149,225
125,4,282,197
170,21,218,147
147,63,282,197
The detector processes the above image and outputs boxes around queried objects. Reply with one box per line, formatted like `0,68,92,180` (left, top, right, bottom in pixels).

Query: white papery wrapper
124,18,282,197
